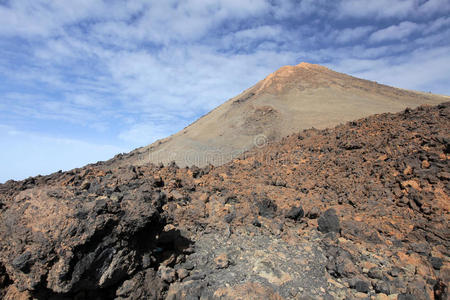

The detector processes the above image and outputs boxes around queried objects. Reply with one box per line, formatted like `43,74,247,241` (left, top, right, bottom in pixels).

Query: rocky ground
0,103,449,299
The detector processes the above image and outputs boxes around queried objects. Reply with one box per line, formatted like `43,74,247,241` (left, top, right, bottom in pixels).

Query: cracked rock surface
0,103,449,299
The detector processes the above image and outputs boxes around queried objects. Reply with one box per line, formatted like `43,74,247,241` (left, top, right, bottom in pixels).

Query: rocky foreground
0,103,449,299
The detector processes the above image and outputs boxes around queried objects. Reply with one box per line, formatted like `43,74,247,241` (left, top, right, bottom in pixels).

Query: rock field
0,103,449,299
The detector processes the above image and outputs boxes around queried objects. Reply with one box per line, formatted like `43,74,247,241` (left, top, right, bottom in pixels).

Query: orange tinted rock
421,160,430,169
214,253,229,269
378,154,388,161
403,166,413,175
401,180,421,190
4,285,31,300
213,282,285,300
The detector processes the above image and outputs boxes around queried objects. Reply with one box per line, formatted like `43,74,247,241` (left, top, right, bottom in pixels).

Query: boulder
318,209,340,233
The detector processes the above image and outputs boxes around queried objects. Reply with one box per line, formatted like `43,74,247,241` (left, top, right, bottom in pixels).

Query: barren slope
115,62,448,168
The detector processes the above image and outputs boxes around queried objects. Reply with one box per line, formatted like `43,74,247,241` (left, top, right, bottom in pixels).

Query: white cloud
416,27,450,46
417,0,450,15
369,21,421,43
84,0,272,45
337,0,450,20
271,0,331,19
424,16,450,34
335,26,374,44
232,25,284,41
0,0,145,38
68,94,105,108
330,45,450,95
338,0,415,19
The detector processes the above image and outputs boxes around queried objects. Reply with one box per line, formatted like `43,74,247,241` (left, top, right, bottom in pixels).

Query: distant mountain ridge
111,62,448,168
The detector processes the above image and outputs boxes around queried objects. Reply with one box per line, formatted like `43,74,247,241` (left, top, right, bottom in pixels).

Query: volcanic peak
256,62,333,94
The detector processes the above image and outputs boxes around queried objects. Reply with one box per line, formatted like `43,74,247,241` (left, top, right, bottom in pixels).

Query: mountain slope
1,103,448,299
116,62,448,168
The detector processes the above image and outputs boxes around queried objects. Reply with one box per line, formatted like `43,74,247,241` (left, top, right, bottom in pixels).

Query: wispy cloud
337,0,450,19
334,26,375,44
330,45,450,93
369,21,422,43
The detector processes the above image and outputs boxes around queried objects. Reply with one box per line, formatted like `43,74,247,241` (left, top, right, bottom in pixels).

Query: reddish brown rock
0,102,448,299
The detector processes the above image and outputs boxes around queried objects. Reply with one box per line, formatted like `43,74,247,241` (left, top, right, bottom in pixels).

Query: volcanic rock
0,102,449,299
285,206,304,221
318,208,341,233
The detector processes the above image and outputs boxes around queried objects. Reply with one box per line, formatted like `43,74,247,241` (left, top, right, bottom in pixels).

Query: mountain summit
115,63,448,168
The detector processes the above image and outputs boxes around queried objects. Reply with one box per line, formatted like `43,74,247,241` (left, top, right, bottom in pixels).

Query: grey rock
177,268,189,281
307,207,320,219
410,242,430,256
257,198,277,218
389,267,402,277
159,266,176,283
355,280,370,293
11,252,31,271
189,271,206,281
285,206,304,221
430,257,443,270
368,267,384,280
318,209,340,233
224,212,235,223
398,294,416,300
374,281,392,295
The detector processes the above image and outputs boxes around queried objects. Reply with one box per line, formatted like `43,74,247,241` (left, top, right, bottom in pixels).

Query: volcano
0,63,448,300
115,62,448,168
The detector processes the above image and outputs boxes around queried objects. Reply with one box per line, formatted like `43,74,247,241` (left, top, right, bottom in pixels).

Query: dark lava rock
410,242,430,256
0,185,191,298
374,281,392,295
224,212,235,223
307,206,320,219
406,279,429,300
257,198,277,218
434,279,448,300
354,280,370,293
389,267,402,277
398,293,416,300
11,251,31,271
430,257,443,270
189,271,207,281
166,280,207,300
368,267,384,280
285,206,304,221
318,208,340,233
341,219,381,243
252,218,262,227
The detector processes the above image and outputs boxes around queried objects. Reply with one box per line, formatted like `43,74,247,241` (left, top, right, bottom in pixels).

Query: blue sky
1,0,450,183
